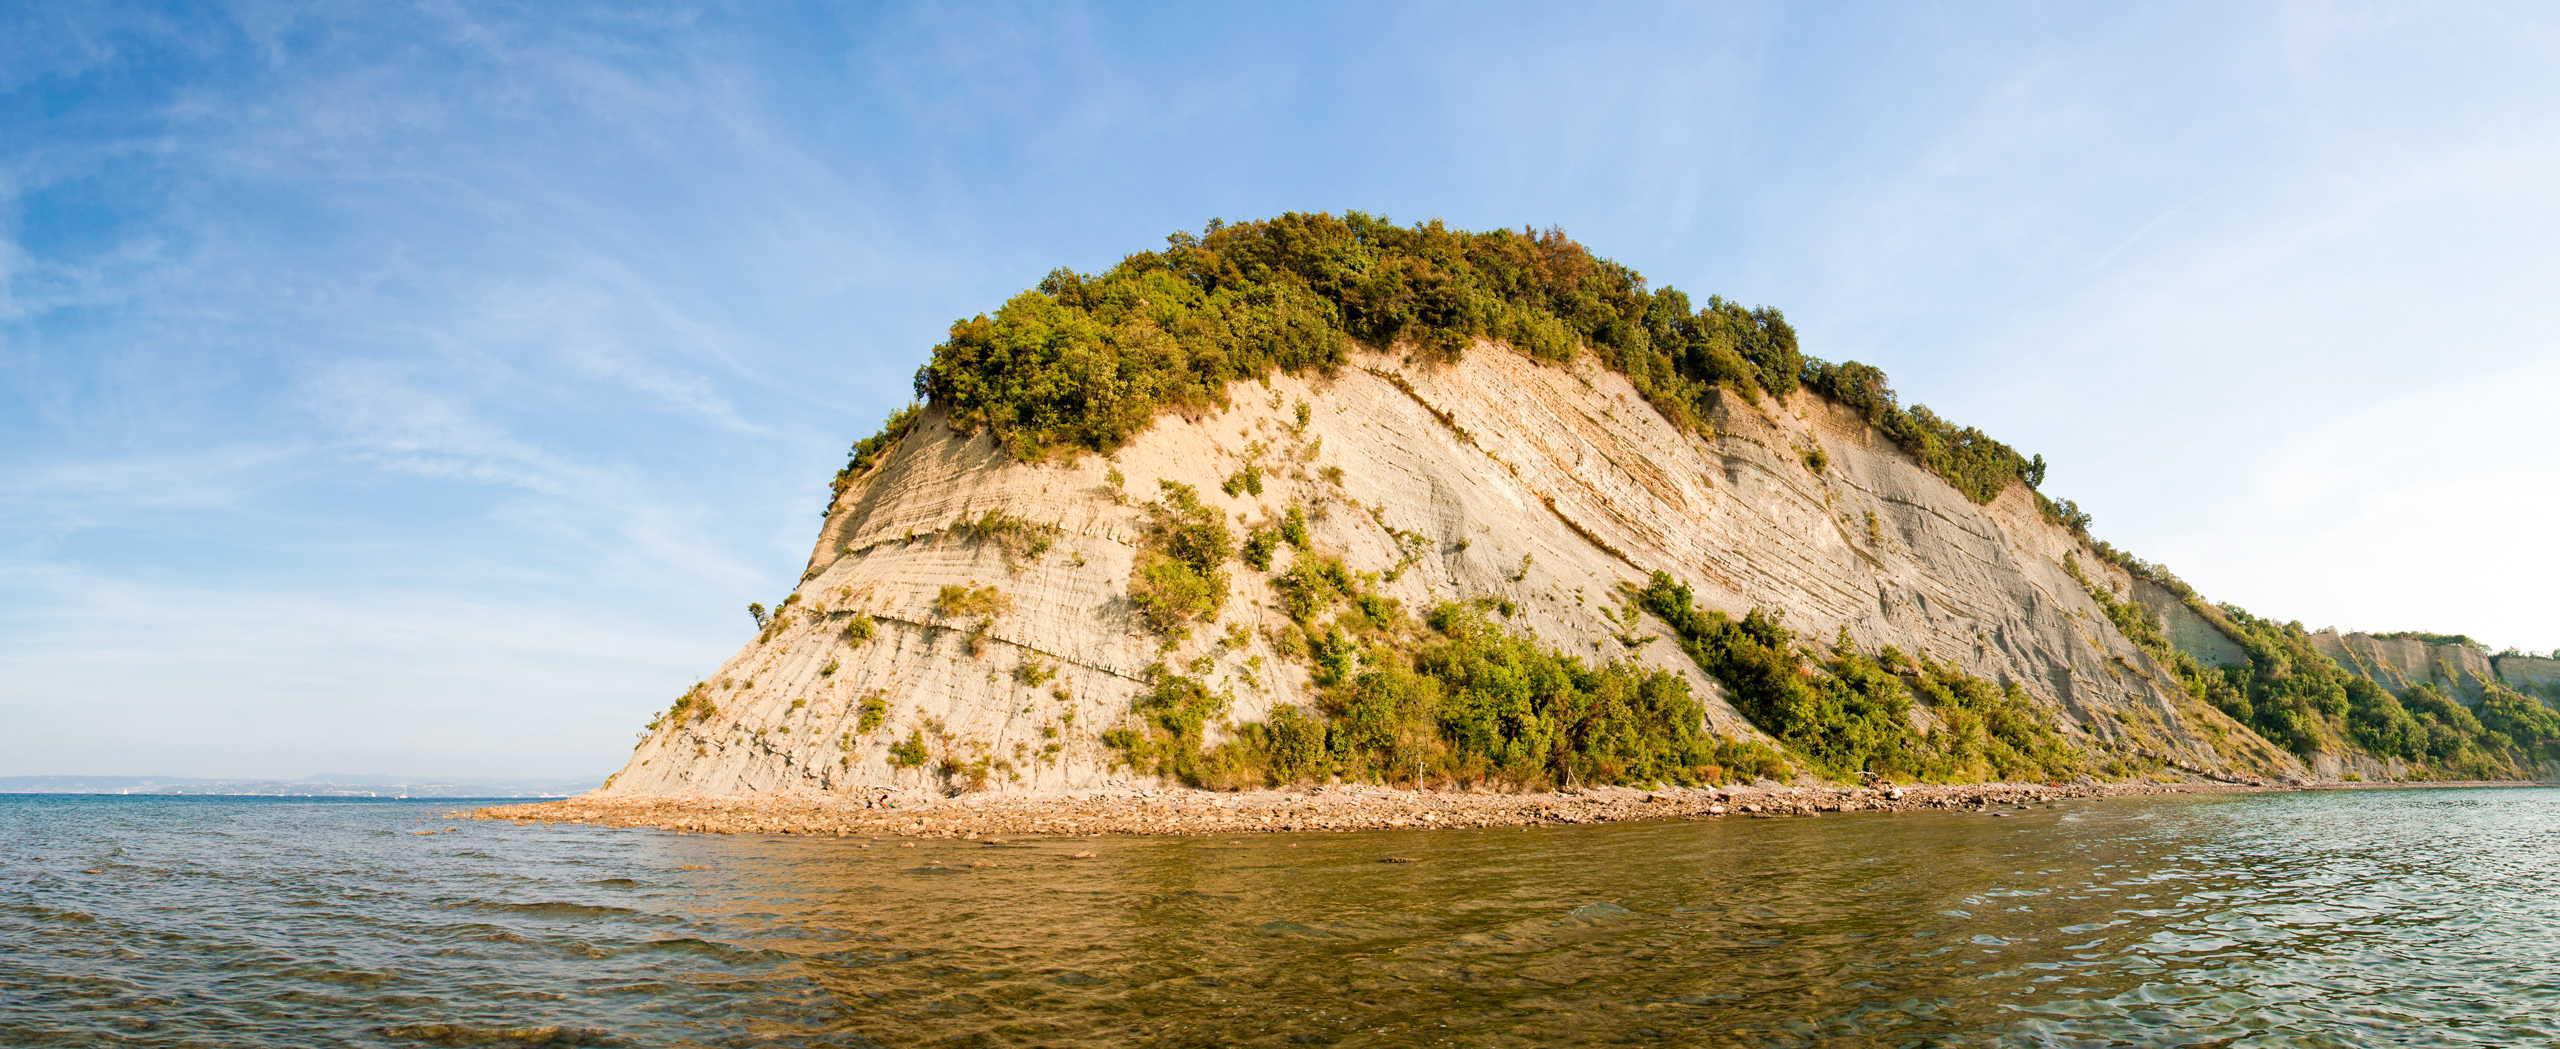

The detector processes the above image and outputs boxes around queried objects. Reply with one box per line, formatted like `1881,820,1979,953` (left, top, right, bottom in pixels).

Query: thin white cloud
9,1,2560,782
0,560,706,778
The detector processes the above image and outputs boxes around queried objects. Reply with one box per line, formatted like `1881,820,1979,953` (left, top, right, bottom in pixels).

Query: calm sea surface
3,788,2555,1047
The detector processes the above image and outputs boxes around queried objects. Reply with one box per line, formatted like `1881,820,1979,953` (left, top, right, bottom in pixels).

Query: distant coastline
0,774,601,799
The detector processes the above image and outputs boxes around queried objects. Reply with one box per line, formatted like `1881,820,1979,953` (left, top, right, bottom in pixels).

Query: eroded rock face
2306,631,2560,706
602,345,2300,796
2136,579,2248,669
2498,655,2560,694
2311,631,2501,703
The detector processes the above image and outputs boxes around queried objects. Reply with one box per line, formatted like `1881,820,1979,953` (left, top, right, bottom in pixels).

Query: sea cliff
601,344,2295,797
579,214,2554,812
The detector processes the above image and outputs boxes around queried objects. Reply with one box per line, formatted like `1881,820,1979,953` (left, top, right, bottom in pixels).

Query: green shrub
1240,524,1282,571
2372,631,2485,649
1280,502,1310,548
1127,481,1233,638
857,691,888,734
1221,462,1265,497
1263,704,1327,781
1017,657,1055,687
888,730,930,769
1148,480,1231,569
1271,552,1357,626
1395,604,1712,788
1126,555,1219,637
2482,685,2560,761
1711,737,1794,783
831,403,923,502
1103,665,1255,786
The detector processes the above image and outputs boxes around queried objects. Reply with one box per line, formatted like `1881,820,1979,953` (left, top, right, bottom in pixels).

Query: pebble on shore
465,780,2269,839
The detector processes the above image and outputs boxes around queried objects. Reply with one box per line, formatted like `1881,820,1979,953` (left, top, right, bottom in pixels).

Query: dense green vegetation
892,212,2045,504
2369,630,2485,649
1105,559,1789,790
2481,684,2560,765
1636,572,2083,784
2071,550,2556,777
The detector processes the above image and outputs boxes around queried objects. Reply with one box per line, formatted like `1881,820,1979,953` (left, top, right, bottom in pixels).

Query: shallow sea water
2,787,2554,1047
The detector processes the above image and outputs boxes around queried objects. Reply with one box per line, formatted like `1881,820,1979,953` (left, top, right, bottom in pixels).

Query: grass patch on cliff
966,508,1059,570
934,583,1012,620
1635,572,2082,784
646,684,718,733
889,211,2045,506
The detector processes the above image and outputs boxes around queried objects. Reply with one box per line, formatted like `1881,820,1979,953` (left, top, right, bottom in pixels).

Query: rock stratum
603,343,2323,797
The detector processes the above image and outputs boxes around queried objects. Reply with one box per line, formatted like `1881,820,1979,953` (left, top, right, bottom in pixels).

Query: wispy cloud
6,1,2559,779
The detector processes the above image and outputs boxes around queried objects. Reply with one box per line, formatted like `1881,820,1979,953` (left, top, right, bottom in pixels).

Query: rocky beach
466,779,2293,839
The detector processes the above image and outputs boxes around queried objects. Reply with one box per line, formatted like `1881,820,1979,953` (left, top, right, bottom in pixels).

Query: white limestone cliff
601,344,2301,796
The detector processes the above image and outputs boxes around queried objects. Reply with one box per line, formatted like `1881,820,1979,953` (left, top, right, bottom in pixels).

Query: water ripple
2,789,2555,1045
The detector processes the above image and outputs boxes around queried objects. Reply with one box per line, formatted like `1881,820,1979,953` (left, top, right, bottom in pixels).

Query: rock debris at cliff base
470,781,2286,839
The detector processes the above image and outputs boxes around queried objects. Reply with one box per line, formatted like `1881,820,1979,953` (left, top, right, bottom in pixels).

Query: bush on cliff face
887,730,930,770
1635,572,2081,784
2482,685,2560,763
890,212,2042,504
1127,480,1232,638
1104,595,1759,791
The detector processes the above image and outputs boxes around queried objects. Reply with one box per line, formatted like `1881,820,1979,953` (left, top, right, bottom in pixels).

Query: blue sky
5,2,2556,780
